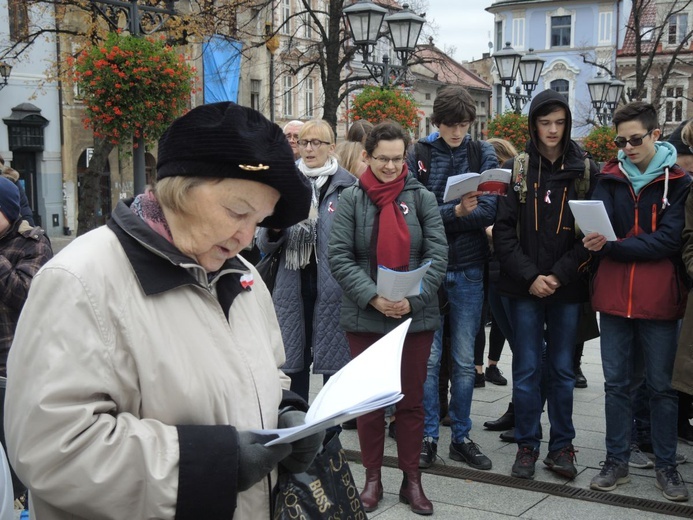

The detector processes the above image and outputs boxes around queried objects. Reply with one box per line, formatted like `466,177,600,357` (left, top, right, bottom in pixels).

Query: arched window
550,79,569,102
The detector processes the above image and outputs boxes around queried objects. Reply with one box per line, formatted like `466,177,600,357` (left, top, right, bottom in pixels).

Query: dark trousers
348,330,433,472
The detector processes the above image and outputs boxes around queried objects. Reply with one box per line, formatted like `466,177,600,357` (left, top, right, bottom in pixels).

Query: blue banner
203,35,243,103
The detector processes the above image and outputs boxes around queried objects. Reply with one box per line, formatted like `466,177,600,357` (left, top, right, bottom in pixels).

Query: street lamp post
587,72,624,126
343,0,425,87
90,0,176,195
0,62,12,91
493,43,545,114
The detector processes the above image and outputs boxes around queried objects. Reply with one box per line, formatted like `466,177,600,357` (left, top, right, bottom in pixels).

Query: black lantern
344,1,424,86
588,73,622,126
0,61,11,91
493,43,544,114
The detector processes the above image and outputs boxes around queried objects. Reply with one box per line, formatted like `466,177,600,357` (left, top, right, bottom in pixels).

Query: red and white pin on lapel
328,201,335,213
240,273,254,290
399,201,409,215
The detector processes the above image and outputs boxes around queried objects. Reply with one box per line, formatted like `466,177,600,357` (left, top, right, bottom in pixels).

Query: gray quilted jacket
328,172,447,334
256,166,356,375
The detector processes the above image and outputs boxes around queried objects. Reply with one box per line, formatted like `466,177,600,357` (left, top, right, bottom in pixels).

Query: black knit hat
0,177,20,223
667,120,692,156
156,102,311,228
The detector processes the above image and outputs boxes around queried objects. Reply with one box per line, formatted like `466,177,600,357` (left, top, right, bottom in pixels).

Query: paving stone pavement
45,236,693,518
309,330,693,519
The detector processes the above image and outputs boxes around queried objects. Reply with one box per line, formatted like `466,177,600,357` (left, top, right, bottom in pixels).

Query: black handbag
255,246,282,294
273,432,366,519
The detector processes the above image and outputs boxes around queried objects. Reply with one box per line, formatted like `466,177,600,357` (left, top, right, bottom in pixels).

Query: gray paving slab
519,496,677,520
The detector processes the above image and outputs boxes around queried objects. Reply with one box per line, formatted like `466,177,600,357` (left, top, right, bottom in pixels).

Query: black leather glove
237,431,292,491
277,409,325,473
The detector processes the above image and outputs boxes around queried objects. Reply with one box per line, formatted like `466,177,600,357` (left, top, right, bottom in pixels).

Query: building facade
0,0,64,236
487,0,631,138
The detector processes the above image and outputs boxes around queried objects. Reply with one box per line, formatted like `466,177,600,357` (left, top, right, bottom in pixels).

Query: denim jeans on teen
423,265,484,443
600,313,679,468
507,297,580,452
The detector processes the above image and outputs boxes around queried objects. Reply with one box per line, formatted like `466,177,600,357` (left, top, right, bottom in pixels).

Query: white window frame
283,76,294,117
250,79,261,111
598,11,613,45
545,7,575,49
305,77,314,117
512,17,525,50
281,0,291,35
668,13,689,45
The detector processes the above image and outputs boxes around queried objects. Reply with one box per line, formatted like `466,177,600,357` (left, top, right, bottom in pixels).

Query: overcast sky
422,0,496,63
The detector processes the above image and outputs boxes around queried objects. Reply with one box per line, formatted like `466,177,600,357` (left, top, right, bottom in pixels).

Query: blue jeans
600,314,679,468
508,297,579,452
423,266,484,443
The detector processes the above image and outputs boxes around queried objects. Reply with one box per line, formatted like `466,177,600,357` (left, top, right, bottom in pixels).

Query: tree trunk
77,137,114,236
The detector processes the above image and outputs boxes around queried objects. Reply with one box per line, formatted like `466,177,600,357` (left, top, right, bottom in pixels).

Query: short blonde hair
153,176,220,214
335,141,365,177
487,138,518,164
299,119,335,145
682,120,693,148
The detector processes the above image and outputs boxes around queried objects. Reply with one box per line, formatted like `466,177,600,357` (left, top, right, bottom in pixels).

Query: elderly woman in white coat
4,103,324,520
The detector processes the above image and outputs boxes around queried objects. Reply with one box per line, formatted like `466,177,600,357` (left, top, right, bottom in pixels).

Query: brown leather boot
359,467,383,512
399,470,433,515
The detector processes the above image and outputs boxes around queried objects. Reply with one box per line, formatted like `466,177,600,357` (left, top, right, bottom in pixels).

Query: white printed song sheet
257,319,411,446
568,200,617,241
376,261,431,301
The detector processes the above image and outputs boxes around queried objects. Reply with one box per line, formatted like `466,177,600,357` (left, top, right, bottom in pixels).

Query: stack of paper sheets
259,319,411,446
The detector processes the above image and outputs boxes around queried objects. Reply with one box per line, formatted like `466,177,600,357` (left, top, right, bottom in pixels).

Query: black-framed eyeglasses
613,130,653,149
371,156,405,166
297,139,331,148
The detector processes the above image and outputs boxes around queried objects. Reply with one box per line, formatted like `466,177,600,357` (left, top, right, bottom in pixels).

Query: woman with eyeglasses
257,119,356,401
329,121,447,515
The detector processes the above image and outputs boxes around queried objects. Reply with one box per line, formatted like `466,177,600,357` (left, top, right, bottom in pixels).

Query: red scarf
359,164,411,272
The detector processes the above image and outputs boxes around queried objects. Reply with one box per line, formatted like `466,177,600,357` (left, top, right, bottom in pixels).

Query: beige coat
674,186,693,394
5,213,290,520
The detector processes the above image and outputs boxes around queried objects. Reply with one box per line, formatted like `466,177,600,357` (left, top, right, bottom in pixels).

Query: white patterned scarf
285,156,339,269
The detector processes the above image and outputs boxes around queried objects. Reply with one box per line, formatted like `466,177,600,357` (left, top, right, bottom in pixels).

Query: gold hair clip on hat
239,163,270,171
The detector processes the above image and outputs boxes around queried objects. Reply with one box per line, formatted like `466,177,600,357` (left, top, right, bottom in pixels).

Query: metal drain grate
344,449,693,518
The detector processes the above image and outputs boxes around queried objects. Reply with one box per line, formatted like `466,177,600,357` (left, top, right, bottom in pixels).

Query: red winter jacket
590,159,690,320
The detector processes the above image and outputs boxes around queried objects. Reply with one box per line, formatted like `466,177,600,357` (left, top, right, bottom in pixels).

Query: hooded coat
590,144,690,320
493,89,598,302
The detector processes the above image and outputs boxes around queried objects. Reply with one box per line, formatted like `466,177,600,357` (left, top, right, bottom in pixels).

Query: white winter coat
4,202,291,520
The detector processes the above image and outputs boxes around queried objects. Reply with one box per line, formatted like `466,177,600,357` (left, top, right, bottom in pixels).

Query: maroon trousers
347,330,433,472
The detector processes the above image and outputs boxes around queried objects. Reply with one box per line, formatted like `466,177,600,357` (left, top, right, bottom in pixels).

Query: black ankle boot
484,401,514,431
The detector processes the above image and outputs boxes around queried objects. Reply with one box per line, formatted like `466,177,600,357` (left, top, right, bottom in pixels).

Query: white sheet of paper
257,319,411,446
376,261,431,301
568,200,618,241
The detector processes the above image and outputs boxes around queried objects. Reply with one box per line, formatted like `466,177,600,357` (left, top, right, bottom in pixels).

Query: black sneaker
575,366,588,389
450,440,492,470
474,372,485,388
485,365,508,386
543,444,578,479
512,445,539,479
419,438,437,469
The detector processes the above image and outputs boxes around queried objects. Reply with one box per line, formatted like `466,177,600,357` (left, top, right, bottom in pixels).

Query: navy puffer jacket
406,133,498,271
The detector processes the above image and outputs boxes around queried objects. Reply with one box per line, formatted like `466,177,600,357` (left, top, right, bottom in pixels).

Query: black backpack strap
466,139,482,173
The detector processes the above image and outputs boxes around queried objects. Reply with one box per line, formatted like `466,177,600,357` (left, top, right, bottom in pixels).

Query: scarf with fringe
285,156,339,269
